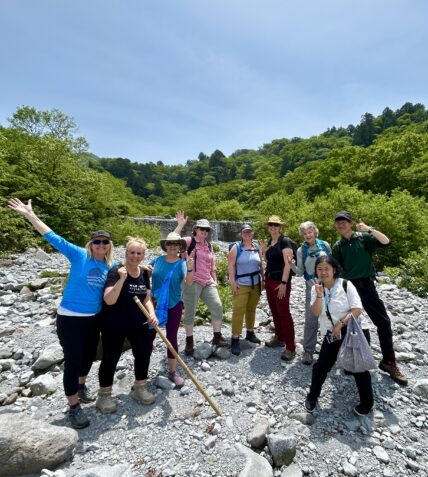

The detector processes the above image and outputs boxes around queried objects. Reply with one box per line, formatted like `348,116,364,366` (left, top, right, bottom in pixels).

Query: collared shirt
310,278,368,337
184,236,215,286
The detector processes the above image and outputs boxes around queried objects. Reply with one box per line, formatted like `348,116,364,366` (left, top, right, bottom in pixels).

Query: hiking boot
68,405,90,429
168,371,185,387
379,360,408,386
77,385,95,403
96,391,117,414
231,337,241,356
353,403,373,416
302,351,314,365
212,332,227,347
265,336,285,348
185,336,194,356
245,330,261,344
131,383,155,405
281,349,296,361
304,396,317,413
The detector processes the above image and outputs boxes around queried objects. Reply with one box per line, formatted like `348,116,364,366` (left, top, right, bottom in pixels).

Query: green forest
1,103,428,296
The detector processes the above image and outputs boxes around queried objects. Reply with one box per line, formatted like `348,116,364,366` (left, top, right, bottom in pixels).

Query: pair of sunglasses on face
267,223,281,227
166,241,181,246
92,239,110,245
198,227,210,232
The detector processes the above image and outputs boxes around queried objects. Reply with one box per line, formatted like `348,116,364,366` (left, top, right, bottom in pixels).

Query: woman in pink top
174,211,226,355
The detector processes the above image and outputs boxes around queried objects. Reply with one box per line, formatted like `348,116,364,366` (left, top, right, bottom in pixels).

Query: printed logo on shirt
129,283,147,295
87,268,107,288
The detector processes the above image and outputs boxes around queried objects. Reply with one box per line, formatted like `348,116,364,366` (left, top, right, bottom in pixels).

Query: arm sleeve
310,285,317,306
332,242,341,263
291,247,304,276
105,267,120,288
43,230,85,263
345,280,362,309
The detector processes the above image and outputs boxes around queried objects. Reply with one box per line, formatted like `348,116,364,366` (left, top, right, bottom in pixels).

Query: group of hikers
8,198,408,430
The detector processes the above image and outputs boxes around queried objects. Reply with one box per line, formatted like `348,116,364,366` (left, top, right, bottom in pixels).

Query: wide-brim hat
264,215,285,228
160,232,187,253
192,218,211,232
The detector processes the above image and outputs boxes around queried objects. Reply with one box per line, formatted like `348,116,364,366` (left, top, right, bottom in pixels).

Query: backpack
228,241,261,286
186,236,212,273
302,239,330,281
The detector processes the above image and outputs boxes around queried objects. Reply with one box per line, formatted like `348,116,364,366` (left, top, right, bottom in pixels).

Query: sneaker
168,371,185,387
304,396,317,413
212,332,227,347
231,337,241,356
265,336,285,348
245,330,261,344
185,336,194,356
281,349,296,361
302,351,314,365
77,385,95,403
353,403,373,416
131,383,156,405
378,360,408,386
68,405,90,429
96,391,117,414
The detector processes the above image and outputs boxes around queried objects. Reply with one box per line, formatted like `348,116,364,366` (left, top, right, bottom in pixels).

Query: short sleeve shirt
150,256,186,308
310,278,366,337
265,235,293,281
103,266,151,324
184,236,215,286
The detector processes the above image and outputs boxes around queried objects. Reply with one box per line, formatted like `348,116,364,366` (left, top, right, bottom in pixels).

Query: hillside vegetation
1,103,428,295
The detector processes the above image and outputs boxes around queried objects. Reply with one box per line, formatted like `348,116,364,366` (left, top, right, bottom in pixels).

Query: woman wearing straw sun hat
150,232,194,386
174,211,227,355
260,215,297,361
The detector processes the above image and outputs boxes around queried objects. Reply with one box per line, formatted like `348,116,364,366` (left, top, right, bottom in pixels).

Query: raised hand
314,282,323,297
118,266,128,280
356,218,370,233
186,256,194,270
175,210,188,227
8,198,33,216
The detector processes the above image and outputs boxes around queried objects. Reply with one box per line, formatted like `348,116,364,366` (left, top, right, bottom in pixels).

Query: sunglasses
267,223,281,227
92,239,110,245
198,227,210,232
166,241,181,246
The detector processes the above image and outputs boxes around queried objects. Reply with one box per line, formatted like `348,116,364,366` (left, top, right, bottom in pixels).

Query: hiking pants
98,321,156,387
308,328,373,409
56,313,101,397
231,284,260,336
303,280,319,353
352,278,395,363
265,278,295,351
183,282,223,325
166,301,183,359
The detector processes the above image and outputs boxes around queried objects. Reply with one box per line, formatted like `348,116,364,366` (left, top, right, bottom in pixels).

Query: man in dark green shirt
332,211,407,386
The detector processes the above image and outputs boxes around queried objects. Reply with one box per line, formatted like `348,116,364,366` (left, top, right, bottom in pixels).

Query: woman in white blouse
305,255,374,416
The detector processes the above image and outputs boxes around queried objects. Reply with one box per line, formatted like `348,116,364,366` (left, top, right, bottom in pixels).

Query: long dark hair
314,255,342,279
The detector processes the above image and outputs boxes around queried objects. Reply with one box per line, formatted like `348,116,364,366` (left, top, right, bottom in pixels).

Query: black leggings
98,321,156,387
56,313,101,397
308,328,373,408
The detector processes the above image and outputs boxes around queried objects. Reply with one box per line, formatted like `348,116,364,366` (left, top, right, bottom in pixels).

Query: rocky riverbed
0,246,427,477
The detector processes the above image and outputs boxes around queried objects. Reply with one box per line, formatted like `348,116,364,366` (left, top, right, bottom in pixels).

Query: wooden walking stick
133,296,222,416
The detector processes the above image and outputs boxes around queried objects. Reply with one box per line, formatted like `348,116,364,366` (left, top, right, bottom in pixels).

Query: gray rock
0,347,12,359
32,343,64,370
0,359,15,371
222,383,235,396
373,445,390,463
413,379,428,399
267,433,296,467
289,412,315,426
247,419,270,449
156,375,175,390
214,347,231,359
193,342,213,360
343,462,358,476
34,249,51,261
0,413,77,476
75,465,133,477
281,464,303,477
235,443,273,477
30,373,57,396
28,277,49,291
204,435,217,449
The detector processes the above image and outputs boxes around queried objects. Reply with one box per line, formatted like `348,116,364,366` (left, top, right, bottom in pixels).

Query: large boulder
32,343,64,370
413,379,428,399
267,433,296,467
30,373,58,396
235,443,273,477
0,413,77,476
247,419,270,449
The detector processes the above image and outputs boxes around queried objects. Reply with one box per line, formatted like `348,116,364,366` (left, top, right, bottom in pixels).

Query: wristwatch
281,280,288,284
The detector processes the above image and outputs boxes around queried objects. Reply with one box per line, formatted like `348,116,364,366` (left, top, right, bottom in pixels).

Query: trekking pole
133,296,222,416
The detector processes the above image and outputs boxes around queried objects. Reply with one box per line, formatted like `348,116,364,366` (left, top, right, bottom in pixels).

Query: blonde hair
125,236,147,252
85,239,115,267
298,221,319,237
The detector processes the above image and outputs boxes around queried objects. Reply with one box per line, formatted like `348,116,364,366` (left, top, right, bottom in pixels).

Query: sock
70,402,80,411
78,383,86,390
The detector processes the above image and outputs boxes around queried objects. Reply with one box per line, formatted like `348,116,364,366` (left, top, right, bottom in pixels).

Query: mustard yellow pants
231,284,260,336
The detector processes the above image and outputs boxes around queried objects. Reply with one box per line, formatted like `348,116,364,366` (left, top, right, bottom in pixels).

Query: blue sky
1,1,427,164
